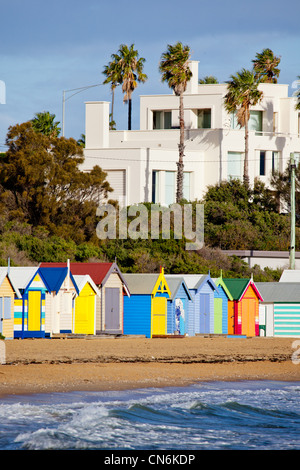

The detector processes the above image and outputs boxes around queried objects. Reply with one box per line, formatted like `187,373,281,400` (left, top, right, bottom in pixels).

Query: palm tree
159,42,192,202
199,75,219,84
31,111,61,137
113,44,147,130
224,69,263,187
102,59,121,129
252,48,281,83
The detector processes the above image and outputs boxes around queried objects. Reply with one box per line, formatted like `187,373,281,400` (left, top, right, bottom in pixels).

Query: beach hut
72,275,100,335
212,275,233,335
0,268,21,339
0,266,49,339
39,266,78,336
123,269,171,338
40,262,130,335
170,274,218,336
257,282,300,337
165,276,192,335
223,278,263,336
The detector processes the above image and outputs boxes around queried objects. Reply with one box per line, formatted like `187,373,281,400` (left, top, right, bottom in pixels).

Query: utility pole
290,153,296,269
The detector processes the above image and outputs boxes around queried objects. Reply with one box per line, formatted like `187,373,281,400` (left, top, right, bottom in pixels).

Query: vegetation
159,42,192,203
224,69,263,186
252,48,281,83
109,44,147,130
199,76,219,84
102,58,122,129
295,76,300,111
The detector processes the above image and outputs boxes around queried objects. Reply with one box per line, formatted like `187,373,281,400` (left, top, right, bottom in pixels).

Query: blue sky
0,0,299,148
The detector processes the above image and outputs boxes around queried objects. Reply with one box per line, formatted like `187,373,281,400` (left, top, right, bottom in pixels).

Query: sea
0,380,299,454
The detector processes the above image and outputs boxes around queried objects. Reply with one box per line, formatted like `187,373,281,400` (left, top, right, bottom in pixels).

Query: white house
82,61,300,206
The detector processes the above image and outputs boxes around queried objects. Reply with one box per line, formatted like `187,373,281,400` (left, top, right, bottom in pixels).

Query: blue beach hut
169,274,218,336
165,275,192,336
212,275,233,335
123,269,171,338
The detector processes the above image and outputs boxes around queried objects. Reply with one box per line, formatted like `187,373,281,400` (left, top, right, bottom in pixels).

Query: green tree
0,121,113,239
159,42,192,202
102,58,122,129
199,75,218,84
252,48,281,83
31,111,61,137
112,44,147,130
224,69,263,186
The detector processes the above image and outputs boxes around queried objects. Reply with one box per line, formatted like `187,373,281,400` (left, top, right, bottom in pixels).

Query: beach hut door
200,294,210,334
105,288,119,332
0,298,2,334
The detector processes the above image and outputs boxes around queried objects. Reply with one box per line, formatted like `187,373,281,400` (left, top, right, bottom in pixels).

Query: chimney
85,101,110,149
185,61,199,94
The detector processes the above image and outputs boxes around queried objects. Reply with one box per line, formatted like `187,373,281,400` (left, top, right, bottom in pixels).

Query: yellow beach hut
72,275,100,335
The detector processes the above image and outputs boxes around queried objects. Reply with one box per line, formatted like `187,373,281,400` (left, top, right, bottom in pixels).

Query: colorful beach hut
39,266,78,336
170,274,218,336
0,268,21,339
257,282,300,337
212,275,233,335
165,276,192,335
123,269,171,338
72,275,100,335
223,278,263,336
1,266,48,339
40,262,130,335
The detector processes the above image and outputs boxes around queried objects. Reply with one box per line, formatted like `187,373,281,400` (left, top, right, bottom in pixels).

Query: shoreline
0,336,299,398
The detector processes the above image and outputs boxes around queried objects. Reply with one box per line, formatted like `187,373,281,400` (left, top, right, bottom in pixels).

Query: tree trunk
110,88,115,129
176,92,185,202
243,110,249,187
128,98,132,130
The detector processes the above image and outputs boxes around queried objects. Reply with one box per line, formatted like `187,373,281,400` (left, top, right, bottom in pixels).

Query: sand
0,335,299,397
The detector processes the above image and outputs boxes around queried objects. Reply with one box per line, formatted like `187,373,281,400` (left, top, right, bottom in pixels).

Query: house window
227,152,242,179
272,151,279,174
165,171,175,206
152,170,191,205
260,151,266,176
153,111,172,129
197,109,211,128
231,110,262,133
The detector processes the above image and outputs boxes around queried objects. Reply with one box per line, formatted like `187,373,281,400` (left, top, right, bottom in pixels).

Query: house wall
214,284,229,334
259,302,274,337
0,277,14,339
123,294,151,337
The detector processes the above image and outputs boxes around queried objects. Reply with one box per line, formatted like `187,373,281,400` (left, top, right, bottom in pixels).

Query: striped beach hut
212,275,233,335
1,267,48,339
165,276,192,336
72,275,100,335
257,280,300,338
40,262,130,335
0,268,21,339
123,269,171,338
223,278,263,336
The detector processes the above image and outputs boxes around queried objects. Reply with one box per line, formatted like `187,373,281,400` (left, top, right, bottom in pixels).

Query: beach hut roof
40,262,130,295
212,277,233,301
38,267,78,294
0,267,22,298
72,274,100,296
279,270,300,282
256,282,300,303
0,266,38,292
169,273,218,292
123,273,160,295
164,275,193,301
223,278,263,301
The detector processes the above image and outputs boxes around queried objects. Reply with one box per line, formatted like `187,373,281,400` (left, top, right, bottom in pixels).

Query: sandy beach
0,335,299,397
